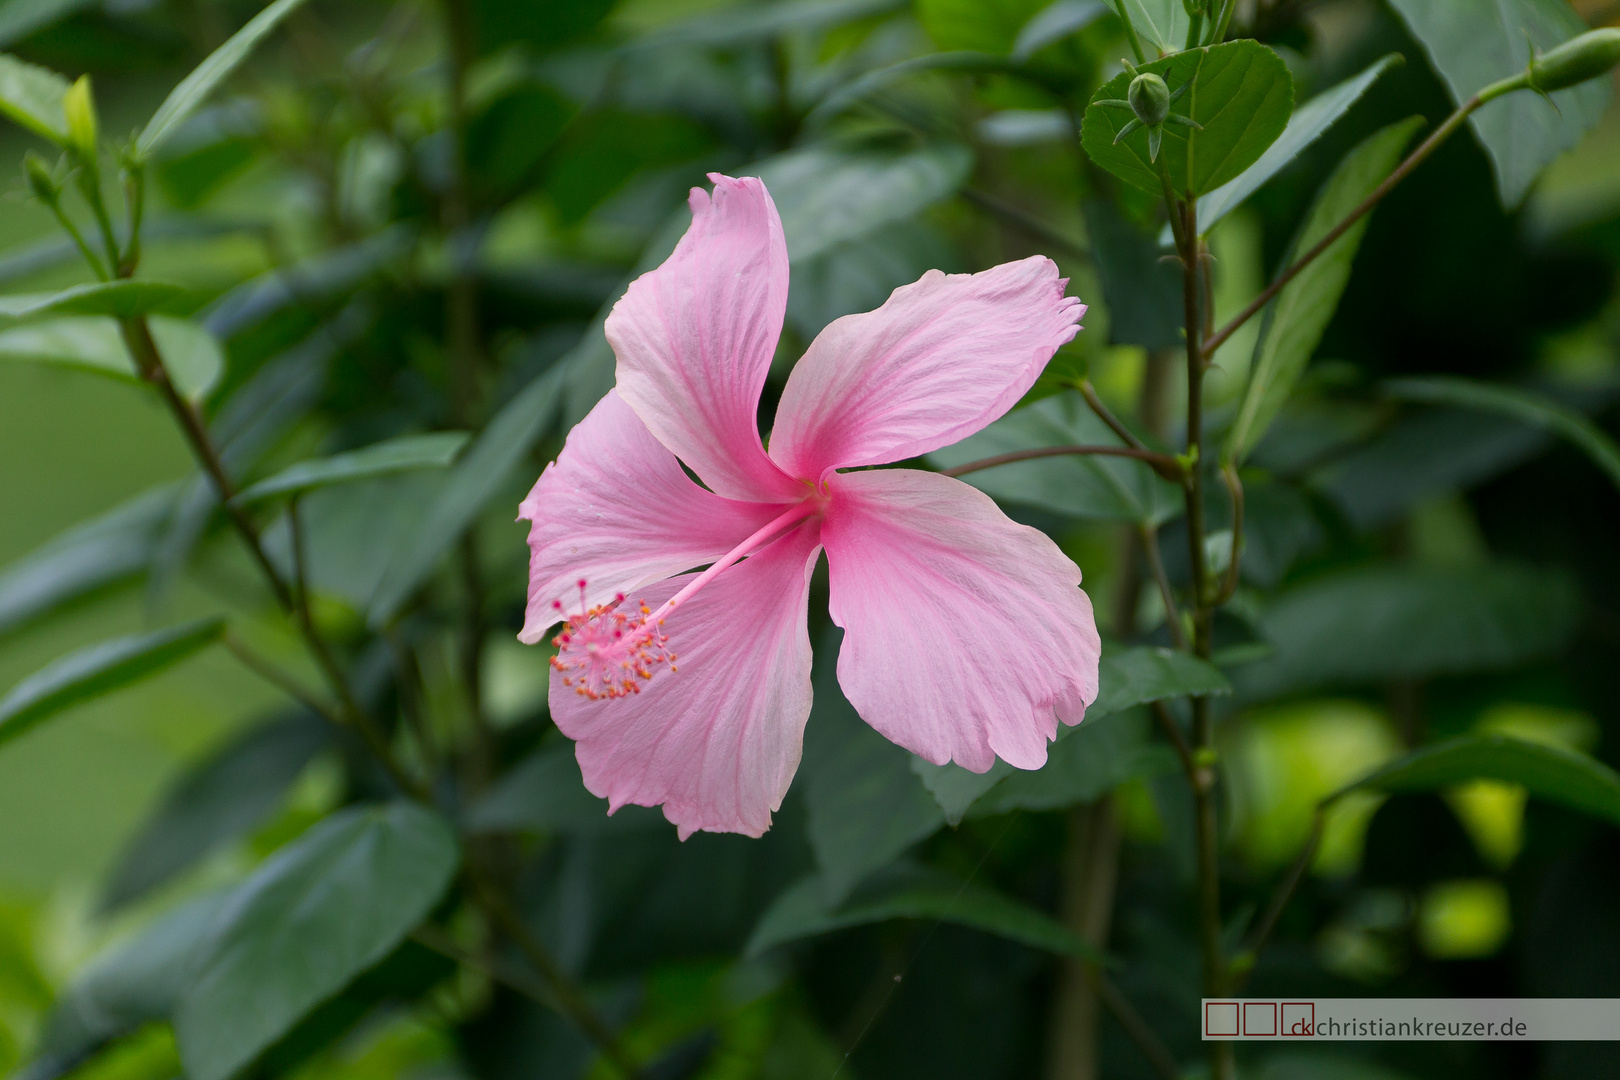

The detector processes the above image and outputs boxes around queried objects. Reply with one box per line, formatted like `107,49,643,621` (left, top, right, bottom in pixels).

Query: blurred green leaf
914,645,1226,823
929,391,1182,525
917,0,1049,53
1337,734,1620,830
0,52,68,142
1081,40,1293,197
544,110,713,224
1385,0,1611,207
637,0,904,48
0,483,176,638
101,712,332,912
967,710,1178,818
0,618,224,752
1235,563,1579,701
368,362,564,627
0,315,222,401
1012,0,1109,61
1226,117,1424,463
785,218,959,339
466,742,668,835
235,432,470,507
806,52,1016,128
172,802,459,1080
747,864,1104,962
802,629,944,906
136,0,314,162
0,281,185,320
1082,195,1182,351
24,891,233,1080
1191,54,1403,238
0,0,95,48
468,0,613,54
1385,376,1620,495
1119,0,1189,57
466,85,575,199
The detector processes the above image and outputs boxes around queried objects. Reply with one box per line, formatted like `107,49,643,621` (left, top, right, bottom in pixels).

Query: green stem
1209,0,1235,44
1140,524,1187,651
1203,90,1493,358
46,199,109,281
1108,0,1148,65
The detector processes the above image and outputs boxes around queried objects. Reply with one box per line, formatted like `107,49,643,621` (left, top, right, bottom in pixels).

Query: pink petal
605,174,803,502
821,468,1099,772
551,522,822,839
770,256,1085,478
518,390,788,644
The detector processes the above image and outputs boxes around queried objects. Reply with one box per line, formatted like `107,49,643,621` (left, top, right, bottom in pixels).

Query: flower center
550,584,674,700
549,498,822,701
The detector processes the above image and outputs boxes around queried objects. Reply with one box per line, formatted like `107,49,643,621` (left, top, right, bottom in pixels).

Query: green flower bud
1530,28,1620,94
23,151,59,204
1128,71,1171,127
63,75,98,160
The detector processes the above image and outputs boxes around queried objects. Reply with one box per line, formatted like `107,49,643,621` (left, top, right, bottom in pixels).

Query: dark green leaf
917,0,1049,53
786,218,960,340
0,281,185,320
968,710,1179,818
0,315,222,401
1081,40,1294,197
466,742,667,835
1012,0,1109,61
1385,376,1620,496
172,802,459,1080
234,432,470,506
1192,54,1403,236
807,52,1016,127
636,0,904,48
100,712,332,912
802,629,944,905
0,0,96,49
367,364,564,626
1385,0,1610,207
0,618,225,751
747,864,1104,962
24,891,233,1080
1336,734,1620,830
136,0,315,161
929,391,1182,525
0,484,176,638
1235,563,1579,701
0,52,69,142
1082,196,1182,351
913,645,1226,823
1225,117,1423,463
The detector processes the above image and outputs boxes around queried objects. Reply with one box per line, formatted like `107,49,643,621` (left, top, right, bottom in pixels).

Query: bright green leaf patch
235,431,471,506
1335,734,1620,830
0,315,222,402
747,864,1105,963
1226,116,1423,463
1081,40,1294,197
172,802,459,1080
0,618,225,751
0,52,70,143
0,280,186,321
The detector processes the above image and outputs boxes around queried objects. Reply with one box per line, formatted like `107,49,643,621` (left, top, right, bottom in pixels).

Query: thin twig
1150,700,1195,777
942,444,1183,479
1201,95,1485,358
1078,379,1152,453
411,924,564,1012
1093,971,1182,1080
1232,806,1325,992
222,630,341,724
961,187,1089,261
1139,524,1187,651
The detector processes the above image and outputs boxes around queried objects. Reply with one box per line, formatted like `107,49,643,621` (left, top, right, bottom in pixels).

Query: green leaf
1119,0,1188,57
0,618,225,752
367,363,564,626
802,629,944,905
235,432,470,506
1336,734,1620,830
101,712,332,912
806,52,1015,128
637,0,904,47
913,645,1227,823
1385,0,1611,208
0,0,96,49
0,315,222,401
137,0,314,161
1012,0,1109,62
917,0,1049,53
1235,563,1579,702
466,742,667,835
172,802,459,1080
747,864,1104,962
0,280,186,321
929,390,1182,525
1384,376,1620,496
967,710,1179,819
0,484,177,638
1225,117,1423,463
1190,54,1403,237
1082,196,1183,351
28,891,234,1078
0,52,69,142
1081,40,1294,197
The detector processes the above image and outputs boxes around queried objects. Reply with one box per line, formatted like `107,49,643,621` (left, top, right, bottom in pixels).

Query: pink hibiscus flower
518,173,1100,839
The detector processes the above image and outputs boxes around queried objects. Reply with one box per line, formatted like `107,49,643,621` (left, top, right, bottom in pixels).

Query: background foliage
0,0,1618,1079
